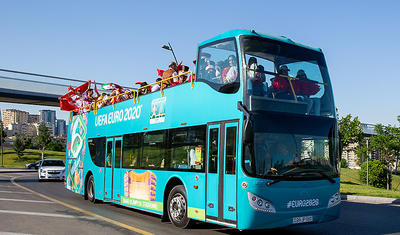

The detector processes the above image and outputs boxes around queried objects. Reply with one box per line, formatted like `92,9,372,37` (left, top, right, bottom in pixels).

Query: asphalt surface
0,172,399,235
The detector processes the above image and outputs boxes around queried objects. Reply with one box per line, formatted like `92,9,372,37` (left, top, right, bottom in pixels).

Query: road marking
0,209,97,220
11,176,153,235
0,198,55,204
0,232,35,235
0,185,16,188
0,190,31,194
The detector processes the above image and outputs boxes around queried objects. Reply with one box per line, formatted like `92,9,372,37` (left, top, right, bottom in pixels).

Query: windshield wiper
266,169,298,186
308,170,336,184
265,169,336,186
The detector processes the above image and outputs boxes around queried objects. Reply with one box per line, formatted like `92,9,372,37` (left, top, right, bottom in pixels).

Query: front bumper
39,171,65,180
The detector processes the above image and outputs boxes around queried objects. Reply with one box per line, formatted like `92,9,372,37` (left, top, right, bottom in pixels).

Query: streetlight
1,121,3,168
161,42,178,65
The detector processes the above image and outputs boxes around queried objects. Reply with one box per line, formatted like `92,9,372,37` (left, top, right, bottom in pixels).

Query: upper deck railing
79,71,195,115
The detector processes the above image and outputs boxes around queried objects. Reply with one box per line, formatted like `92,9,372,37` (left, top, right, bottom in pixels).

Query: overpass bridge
0,69,120,107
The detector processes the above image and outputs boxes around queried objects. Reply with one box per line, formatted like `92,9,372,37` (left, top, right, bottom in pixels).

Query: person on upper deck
247,57,258,79
270,65,294,99
151,78,162,92
138,82,151,95
221,55,237,84
295,69,321,115
162,62,178,88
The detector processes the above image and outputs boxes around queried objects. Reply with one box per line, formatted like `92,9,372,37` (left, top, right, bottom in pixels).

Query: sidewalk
0,168,36,173
341,194,400,204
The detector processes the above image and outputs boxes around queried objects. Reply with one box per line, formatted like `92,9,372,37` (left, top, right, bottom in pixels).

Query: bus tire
87,175,96,203
167,185,191,228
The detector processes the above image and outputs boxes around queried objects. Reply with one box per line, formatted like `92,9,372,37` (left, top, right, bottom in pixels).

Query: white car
38,159,65,181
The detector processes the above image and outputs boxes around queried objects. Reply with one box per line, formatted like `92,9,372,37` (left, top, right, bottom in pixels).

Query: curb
0,168,36,174
341,194,400,204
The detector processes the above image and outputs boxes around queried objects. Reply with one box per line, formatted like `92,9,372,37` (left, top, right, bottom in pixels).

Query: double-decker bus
65,29,340,230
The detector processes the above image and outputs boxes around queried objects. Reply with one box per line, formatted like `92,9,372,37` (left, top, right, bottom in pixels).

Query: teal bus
65,29,341,230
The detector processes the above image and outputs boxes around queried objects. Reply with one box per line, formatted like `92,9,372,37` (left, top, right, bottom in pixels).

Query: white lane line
0,198,55,204
0,232,35,235
0,190,31,194
0,209,97,220
0,185,16,188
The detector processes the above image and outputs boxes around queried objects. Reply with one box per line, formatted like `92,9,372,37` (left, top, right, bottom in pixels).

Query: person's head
140,82,148,87
248,57,257,66
228,55,236,66
200,52,211,61
87,89,93,96
279,65,290,75
156,78,162,82
296,69,307,79
169,61,177,70
205,64,216,75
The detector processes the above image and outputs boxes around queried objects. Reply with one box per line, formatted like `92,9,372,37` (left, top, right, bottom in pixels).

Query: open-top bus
65,29,340,230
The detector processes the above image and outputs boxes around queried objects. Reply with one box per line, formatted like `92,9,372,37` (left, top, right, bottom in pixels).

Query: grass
0,149,66,168
340,168,400,199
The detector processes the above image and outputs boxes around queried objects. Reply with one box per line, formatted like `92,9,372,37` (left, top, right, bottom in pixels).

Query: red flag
176,61,183,72
157,69,164,77
94,80,100,96
59,81,91,111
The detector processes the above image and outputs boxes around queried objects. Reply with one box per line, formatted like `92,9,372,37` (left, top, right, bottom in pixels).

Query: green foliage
13,134,26,160
338,114,363,155
47,140,64,152
341,158,348,168
33,123,51,159
369,124,400,189
0,121,6,144
359,160,391,189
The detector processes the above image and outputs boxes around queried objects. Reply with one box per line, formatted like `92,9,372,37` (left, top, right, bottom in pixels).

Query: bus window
242,36,335,117
169,125,206,170
122,133,141,168
197,38,240,94
106,141,113,168
88,137,106,167
208,128,219,173
142,131,166,169
115,140,121,168
225,126,237,174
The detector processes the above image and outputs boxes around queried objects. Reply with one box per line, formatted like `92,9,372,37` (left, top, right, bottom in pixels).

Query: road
0,172,399,235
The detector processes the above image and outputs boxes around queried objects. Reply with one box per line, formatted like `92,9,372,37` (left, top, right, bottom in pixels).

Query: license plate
293,216,313,224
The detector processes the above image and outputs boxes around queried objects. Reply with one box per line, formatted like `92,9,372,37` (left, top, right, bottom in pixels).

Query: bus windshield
241,36,335,118
243,112,340,180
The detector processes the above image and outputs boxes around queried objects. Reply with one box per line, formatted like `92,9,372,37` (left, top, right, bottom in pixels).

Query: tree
0,121,6,167
33,123,51,160
369,124,399,190
0,121,6,144
13,134,26,160
47,140,64,152
359,160,391,189
388,125,400,174
338,114,364,163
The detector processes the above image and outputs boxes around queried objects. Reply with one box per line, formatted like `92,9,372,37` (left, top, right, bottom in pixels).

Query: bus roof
199,29,322,53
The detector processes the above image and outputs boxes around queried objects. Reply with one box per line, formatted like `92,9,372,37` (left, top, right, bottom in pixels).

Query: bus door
206,121,238,225
113,137,122,201
104,137,122,200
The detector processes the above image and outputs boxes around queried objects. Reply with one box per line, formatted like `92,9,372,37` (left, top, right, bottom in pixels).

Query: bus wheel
87,175,96,203
167,185,190,228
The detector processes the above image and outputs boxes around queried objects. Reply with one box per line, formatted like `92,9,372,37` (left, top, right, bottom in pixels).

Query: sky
0,0,399,125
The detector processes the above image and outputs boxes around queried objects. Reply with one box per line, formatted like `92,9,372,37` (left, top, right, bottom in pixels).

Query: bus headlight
248,192,276,213
327,192,341,208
